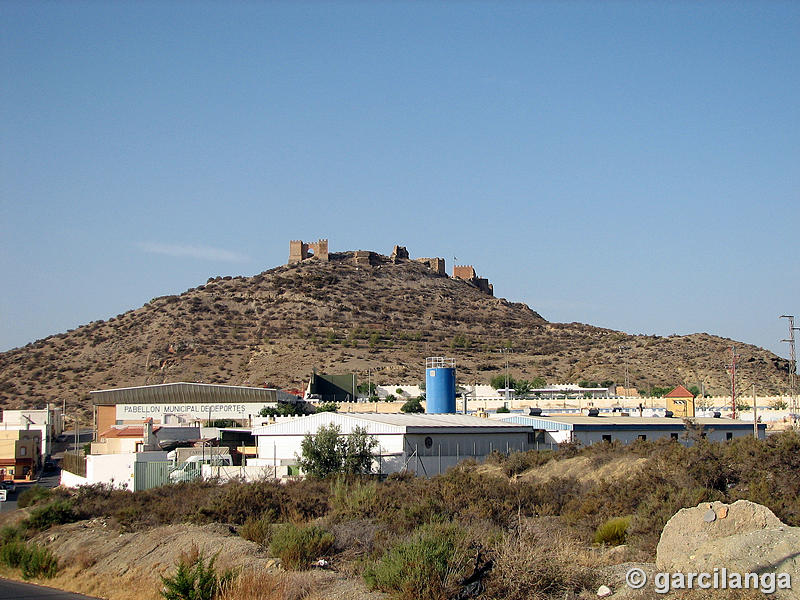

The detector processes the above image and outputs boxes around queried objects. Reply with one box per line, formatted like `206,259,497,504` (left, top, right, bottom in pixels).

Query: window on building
670,433,679,440
424,436,433,449
638,434,646,441
602,434,612,443
726,432,733,441
19,446,26,456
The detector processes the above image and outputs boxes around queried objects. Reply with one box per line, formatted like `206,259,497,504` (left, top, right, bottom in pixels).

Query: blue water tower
425,357,456,414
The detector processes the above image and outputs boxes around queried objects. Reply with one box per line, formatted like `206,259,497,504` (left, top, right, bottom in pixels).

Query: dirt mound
27,519,384,600
519,454,648,485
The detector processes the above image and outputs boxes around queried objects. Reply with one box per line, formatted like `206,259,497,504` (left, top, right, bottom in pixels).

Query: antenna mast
780,315,798,427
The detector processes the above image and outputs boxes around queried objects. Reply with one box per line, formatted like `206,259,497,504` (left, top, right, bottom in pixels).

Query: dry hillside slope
0,250,790,415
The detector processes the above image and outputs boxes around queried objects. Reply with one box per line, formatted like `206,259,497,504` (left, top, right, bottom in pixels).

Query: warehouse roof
91,382,284,405
254,412,531,436
501,414,765,430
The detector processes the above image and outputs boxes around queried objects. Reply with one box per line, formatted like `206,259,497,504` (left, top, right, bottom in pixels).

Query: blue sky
1,2,798,358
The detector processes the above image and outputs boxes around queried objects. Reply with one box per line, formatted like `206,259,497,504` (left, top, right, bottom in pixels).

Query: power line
780,315,799,428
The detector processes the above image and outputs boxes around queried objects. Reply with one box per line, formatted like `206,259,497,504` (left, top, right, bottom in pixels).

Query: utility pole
780,315,798,427
618,346,631,399
500,347,512,405
753,384,758,440
731,348,736,418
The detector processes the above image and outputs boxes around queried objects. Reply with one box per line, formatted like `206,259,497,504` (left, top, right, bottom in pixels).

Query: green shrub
270,523,334,570
400,398,424,413
239,511,275,547
0,539,59,579
0,524,23,544
161,549,234,600
23,499,78,532
330,477,378,520
363,522,471,600
17,485,53,508
593,516,631,546
495,406,510,413
21,544,60,579
0,540,28,569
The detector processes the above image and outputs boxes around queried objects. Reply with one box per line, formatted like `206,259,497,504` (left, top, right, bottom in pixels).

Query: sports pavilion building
91,382,296,435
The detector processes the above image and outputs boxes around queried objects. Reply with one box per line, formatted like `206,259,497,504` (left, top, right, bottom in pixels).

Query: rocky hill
0,249,791,415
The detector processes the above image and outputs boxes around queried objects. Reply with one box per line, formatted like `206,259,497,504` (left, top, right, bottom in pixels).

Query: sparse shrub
269,523,334,570
330,477,377,520
239,511,275,547
593,516,631,546
0,524,23,544
363,522,471,600
0,539,60,579
23,499,78,532
496,406,510,413
502,450,555,477
217,569,312,600
17,485,52,508
487,519,598,599
160,547,234,600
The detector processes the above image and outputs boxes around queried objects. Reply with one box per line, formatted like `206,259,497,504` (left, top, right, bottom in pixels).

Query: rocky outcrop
656,500,799,599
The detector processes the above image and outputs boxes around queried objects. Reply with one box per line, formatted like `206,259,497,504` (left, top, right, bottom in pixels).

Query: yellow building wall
91,437,140,455
667,397,695,418
97,405,117,435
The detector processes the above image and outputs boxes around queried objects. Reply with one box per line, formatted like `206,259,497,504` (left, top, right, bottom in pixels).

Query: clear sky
2,2,798,358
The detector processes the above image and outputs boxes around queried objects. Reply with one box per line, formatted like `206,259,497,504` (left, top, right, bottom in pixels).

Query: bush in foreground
486,519,598,600
0,539,60,579
161,548,234,600
364,522,472,600
593,516,631,546
269,523,334,570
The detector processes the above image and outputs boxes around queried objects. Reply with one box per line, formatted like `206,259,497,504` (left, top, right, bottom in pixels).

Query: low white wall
201,464,289,481
60,469,89,488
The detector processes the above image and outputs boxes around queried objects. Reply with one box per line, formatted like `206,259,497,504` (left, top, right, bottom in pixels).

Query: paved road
0,578,101,599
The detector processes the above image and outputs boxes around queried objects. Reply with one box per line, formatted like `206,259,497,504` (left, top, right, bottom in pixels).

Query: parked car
0,480,16,494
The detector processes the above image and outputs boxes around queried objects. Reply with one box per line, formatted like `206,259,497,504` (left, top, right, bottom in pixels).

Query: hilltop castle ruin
287,239,492,295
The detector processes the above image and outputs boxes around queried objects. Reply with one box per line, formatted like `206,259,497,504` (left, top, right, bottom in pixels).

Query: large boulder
657,500,799,599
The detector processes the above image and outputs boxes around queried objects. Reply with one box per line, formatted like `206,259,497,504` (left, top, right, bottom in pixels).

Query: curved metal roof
90,382,280,405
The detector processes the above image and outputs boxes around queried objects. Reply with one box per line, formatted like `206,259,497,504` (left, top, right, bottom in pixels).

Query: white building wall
256,432,406,465
572,426,763,446
85,451,168,490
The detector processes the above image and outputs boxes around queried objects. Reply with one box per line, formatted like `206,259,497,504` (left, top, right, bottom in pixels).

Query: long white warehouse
252,412,532,476
499,414,766,447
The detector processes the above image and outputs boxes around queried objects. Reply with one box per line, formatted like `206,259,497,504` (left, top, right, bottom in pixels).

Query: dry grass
520,453,648,485
219,569,311,600
485,518,601,600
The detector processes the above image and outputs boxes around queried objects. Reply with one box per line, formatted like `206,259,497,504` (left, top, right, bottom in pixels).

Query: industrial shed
91,382,297,434
252,412,532,476
499,414,766,447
